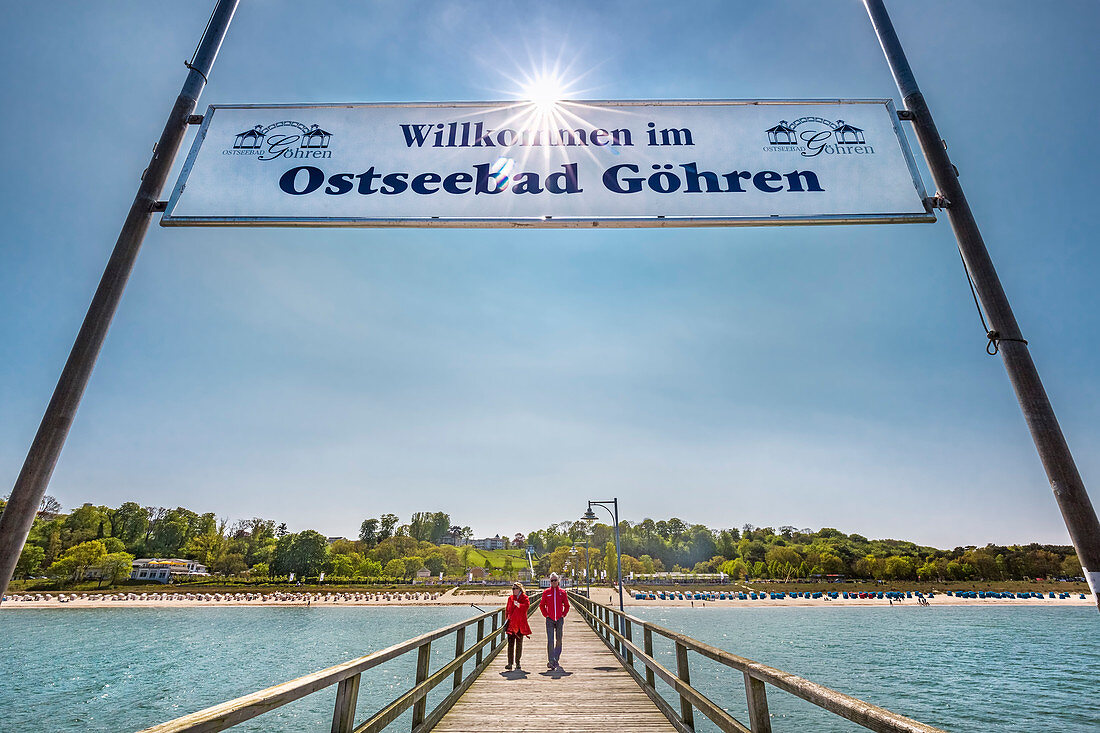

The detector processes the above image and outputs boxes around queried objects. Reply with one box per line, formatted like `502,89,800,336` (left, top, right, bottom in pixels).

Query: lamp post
584,527,592,599
583,499,624,622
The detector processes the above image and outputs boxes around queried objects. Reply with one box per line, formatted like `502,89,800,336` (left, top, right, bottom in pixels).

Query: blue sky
2,1,1098,547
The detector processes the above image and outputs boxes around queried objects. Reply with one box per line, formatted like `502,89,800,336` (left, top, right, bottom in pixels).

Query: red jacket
505,593,531,636
540,586,569,621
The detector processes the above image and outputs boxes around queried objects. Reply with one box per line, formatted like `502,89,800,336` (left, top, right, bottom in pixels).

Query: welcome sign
162,100,933,227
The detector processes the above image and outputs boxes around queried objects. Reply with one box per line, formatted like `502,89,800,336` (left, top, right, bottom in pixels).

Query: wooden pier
432,613,675,733
141,592,945,733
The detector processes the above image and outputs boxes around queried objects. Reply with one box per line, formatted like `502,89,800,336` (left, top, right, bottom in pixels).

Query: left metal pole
613,499,624,621
0,0,240,601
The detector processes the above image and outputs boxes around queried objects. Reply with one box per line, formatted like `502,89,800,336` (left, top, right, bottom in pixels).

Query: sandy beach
2,586,1094,609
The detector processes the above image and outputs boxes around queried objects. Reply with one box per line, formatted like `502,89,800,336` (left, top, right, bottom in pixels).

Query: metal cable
956,244,1027,355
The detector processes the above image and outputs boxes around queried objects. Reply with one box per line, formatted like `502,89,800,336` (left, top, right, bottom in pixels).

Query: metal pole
585,531,591,598
613,498,624,619
0,0,240,601
864,0,1100,610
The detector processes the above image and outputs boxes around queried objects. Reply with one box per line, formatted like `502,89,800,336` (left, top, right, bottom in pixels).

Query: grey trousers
545,616,564,664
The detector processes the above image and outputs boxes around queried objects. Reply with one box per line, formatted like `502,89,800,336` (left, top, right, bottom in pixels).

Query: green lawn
462,548,529,569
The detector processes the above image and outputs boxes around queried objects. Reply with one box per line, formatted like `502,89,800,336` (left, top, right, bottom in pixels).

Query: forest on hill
1,495,1082,586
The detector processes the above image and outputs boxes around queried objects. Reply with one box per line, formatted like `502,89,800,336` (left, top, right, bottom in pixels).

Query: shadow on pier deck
140,591,945,733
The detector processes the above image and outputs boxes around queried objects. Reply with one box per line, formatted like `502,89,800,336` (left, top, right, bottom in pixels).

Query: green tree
384,558,405,578
330,554,356,577
251,562,271,579
378,514,399,541
109,502,148,550
100,552,136,587
290,530,329,577
424,553,446,576
15,545,45,578
359,518,380,547
64,503,108,548
362,559,383,577
47,540,108,586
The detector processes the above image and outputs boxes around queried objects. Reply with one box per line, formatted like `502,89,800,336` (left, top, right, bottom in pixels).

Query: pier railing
570,592,945,733
140,595,535,733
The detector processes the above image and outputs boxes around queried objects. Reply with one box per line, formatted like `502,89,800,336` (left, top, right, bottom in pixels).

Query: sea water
1,605,1096,732
629,606,1099,732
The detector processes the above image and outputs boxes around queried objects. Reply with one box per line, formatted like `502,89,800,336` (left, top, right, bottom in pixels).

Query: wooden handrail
138,603,511,733
569,592,945,733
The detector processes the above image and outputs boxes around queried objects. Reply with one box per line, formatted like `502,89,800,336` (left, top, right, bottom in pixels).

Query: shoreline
2,588,1094,610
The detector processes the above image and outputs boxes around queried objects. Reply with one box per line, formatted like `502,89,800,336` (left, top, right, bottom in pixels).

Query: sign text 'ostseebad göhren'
162,100,933,227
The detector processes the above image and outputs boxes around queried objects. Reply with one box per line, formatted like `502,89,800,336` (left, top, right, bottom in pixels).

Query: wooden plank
432,614,676,733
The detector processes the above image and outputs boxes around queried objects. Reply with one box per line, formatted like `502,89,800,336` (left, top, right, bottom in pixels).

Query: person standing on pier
504,582,531,671
540,573,569,670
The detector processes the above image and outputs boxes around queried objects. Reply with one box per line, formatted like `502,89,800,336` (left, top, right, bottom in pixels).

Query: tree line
1,494,1082,585
528,519,1082,582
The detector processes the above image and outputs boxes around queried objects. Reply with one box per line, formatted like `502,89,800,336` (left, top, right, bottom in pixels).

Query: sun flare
520,73,569,111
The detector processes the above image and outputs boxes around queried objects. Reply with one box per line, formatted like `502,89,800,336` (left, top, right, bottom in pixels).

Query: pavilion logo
763,117,874,157
224,121,334,161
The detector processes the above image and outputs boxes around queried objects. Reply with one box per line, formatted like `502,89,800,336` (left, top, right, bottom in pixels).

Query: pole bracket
186,114,204,125
150,201,168,213
924,195,950,210
896,109,916,121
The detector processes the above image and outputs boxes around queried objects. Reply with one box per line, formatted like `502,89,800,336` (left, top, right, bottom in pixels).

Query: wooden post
453,627,465,690
675,641,694,730
744,672,772,733
623,617,634,666
476,619,485,665
330,673,360,733
411,641,431,730
643,627,655,689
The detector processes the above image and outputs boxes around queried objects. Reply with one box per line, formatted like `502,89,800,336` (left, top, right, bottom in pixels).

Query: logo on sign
763,118,873,157
225,121,334,161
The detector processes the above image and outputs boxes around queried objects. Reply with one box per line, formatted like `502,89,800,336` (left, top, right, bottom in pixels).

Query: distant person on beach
504,582,531,671
540,573,569,670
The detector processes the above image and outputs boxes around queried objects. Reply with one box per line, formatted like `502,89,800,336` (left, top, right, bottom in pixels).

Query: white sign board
163,100,933,228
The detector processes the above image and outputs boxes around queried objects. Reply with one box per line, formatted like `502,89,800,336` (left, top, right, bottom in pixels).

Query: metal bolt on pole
0,0,240,601
864,0,1100,610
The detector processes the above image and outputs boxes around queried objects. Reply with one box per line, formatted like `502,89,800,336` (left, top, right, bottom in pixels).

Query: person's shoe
515,664,522,671
547,661,555,669
505,664,512,671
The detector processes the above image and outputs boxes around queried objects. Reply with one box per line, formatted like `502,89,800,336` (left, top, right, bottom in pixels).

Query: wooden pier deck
432,613,676,733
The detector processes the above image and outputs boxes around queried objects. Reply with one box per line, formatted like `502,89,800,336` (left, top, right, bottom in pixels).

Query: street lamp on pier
583,498,624,622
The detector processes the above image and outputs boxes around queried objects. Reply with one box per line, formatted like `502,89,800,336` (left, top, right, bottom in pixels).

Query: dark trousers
545,616,564,665
507,632,523,666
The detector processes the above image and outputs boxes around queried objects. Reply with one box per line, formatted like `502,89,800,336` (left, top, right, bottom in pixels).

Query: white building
131,558,209,584
470,535,506,551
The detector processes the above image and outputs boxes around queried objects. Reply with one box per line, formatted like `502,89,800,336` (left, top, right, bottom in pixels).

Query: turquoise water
629,606,1099,732
1,606,1096,732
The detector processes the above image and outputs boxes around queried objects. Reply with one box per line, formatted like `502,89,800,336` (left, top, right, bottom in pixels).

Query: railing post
411,641,431,730
476,619,485,665
744,672,772,733
623,618,634,667
330,673,360,733
643,627,655,689
453,627,465,691
675,641,694,730
491,610,499,650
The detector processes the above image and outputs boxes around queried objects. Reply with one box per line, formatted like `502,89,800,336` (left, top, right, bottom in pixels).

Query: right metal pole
864,0,1100,610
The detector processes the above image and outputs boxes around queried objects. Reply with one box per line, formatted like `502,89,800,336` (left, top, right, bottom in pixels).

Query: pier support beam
0,0,240,601
865,0,1100,611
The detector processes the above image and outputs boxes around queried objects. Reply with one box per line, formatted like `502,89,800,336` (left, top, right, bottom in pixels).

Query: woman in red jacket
504,582,531,671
